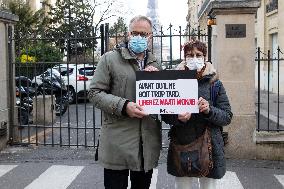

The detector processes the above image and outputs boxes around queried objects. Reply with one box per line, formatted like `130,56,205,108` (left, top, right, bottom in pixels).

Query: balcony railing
266,0,278,14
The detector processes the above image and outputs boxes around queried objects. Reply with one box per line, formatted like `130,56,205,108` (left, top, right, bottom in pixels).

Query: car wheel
55,101,68,116
67,87,76,104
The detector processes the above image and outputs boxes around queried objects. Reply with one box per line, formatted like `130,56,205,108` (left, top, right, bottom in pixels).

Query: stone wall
200,0,284,160
0,11,18,150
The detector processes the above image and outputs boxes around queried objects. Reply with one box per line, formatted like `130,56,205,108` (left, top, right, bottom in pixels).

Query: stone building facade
187,0,284,94
255,0,284,94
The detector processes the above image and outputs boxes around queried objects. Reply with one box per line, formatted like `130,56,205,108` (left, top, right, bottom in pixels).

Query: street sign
226,24,246,38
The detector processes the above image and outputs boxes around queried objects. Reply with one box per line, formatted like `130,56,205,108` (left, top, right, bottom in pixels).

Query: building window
271,33,278,59
269,33,278,80
266,0,278,13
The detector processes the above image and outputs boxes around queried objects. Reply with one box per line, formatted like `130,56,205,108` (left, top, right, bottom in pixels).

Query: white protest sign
136,70,198,114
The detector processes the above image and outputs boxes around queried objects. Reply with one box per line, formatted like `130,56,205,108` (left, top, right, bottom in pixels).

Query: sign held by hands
136,70,199,114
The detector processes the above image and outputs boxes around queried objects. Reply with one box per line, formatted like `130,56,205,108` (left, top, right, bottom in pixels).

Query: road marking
127,172,131,189
275,175,284,187
217,171,244,189
127,168,158,189
24,165,84,189
0,165,18,177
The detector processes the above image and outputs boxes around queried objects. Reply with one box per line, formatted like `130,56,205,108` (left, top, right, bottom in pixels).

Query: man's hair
129,15,152,31
183,40,207,58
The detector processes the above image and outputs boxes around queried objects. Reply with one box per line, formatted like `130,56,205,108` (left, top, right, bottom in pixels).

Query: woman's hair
183,40,207,58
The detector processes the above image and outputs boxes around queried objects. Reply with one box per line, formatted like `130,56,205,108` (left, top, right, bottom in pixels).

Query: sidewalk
256,90,284,129
0,146,283,189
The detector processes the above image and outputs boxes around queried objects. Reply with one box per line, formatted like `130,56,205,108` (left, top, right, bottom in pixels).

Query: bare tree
90,0,130,34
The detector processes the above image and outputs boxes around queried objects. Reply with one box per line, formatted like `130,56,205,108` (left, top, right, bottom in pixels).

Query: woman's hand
144,66,159,72
198,97,210,114
178,112,191,123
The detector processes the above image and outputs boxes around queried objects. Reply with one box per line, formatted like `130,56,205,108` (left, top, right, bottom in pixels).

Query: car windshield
79,67,96,76
57,67,74,76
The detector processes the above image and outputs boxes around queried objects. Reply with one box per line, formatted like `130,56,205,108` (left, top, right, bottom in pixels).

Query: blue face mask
128,36,148,54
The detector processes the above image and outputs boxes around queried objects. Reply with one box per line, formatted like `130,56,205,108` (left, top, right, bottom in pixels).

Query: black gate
9,23,211,148
255,47,284,132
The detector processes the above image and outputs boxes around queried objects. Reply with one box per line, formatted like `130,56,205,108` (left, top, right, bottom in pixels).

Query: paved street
18,102,102,147
256,90,284,130
0,146,283,189
7,91,283,189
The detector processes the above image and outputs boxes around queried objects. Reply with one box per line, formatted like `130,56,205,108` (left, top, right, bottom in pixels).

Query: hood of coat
176,61,218,83
114,42,157,66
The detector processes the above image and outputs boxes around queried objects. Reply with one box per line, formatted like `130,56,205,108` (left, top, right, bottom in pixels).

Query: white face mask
186,57,205,70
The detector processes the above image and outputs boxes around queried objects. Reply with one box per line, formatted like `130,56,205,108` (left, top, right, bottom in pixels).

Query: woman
162,40,233,189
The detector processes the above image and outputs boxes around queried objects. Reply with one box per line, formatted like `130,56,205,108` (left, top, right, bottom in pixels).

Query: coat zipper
127,59,145,170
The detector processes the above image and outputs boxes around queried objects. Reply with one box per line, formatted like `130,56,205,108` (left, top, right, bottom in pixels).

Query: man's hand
126,102,148,118
144,66,159,72
198,97,210,114
178,112,191,123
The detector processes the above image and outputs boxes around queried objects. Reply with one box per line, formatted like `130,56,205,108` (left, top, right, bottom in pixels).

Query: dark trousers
104,168,153,189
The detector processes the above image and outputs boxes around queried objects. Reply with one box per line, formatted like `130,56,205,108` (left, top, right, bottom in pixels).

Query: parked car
53,64,96,103
32,64,96,103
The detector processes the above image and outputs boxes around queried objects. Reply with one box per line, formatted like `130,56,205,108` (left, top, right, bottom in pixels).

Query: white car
53,64,96,103
32,64,96,103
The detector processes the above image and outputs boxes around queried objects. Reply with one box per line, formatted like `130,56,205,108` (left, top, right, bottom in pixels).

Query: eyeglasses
185,53,204,58
130,31,150,38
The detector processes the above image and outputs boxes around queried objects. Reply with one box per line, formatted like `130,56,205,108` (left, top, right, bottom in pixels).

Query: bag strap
210,79,221,106
210,80,229,145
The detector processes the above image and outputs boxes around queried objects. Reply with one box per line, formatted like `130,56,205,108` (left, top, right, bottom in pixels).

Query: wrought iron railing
255,47,284,132
8,22,211,147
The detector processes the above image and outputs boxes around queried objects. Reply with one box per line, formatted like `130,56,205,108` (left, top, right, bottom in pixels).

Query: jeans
175,177,217,189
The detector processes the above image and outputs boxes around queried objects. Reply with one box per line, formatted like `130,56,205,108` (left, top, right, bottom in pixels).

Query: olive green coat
88,45,162,171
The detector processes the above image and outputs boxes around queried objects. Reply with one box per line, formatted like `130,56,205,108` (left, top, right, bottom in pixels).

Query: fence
255,47,284,132
9,22,210,148
105,23,210,69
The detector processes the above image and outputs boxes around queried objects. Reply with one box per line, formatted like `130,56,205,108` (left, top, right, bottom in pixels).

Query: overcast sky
36,0,188,58
37,0,188,28
123,0,188,27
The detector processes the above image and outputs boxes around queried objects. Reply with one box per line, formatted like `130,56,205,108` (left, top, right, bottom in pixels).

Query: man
88,15,162,189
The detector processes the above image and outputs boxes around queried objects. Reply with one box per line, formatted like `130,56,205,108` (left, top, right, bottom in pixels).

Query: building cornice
198,0,261,19
0,10,19,23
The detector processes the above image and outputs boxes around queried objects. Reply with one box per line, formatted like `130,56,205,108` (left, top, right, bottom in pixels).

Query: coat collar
202,62,218,83
176,61,218,83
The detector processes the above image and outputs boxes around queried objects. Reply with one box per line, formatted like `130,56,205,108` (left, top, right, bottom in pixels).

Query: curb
256,108,284,127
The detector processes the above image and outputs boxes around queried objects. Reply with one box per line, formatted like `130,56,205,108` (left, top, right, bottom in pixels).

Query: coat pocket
180,150,201,175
